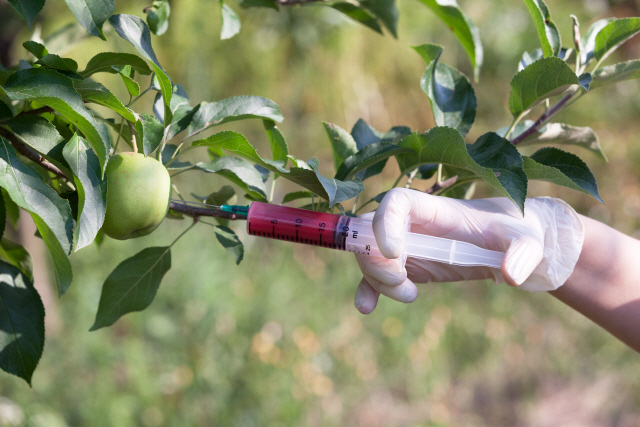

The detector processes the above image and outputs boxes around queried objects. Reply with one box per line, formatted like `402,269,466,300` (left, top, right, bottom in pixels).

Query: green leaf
396,127,526,214
2,68,111,174
263,120,288,166
192,131,364,206
91,247,171,330
523,147,602,202
414,0,483,81
35,54,78,72
1,189,19,228
72,79,136,123
109,14,173,126
7,0,45,30
335,142,413,180
161,144,191,170
359,0,398,37
156,84,198,141
113,65,141,97
62,134,107,251
220,1,241,40
213,225,243,264
467,132,527,211
0,138,74,295
144,0,170,36
200,185,237,206
22,41,48,59
351,118,383,149
509,57,579,117
522,0,561,57
1,115,69,173
513,122,606,161
195,157,268,202
519,48,571,71
594,18,640,64
136,113,164,157
64,0,114,40
578,72,592,91
0,101,13,121
80,52,152,78
581,18,615,65
323,122,357,170
282,190,313,203
591,60,640,90
186,96,283,139
0,239,33,281
330,3,382,34
0,260,45,385
305,158,364,207
414,44,477,136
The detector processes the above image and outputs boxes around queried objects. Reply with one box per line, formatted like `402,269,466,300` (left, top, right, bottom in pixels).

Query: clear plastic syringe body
246,202,504,269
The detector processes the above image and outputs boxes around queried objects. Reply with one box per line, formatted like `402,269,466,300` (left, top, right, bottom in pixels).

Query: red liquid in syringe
246,202,380,256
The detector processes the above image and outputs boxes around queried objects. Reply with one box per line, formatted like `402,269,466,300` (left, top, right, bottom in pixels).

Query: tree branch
424,175,458,195
0,127,67,178
169,201,247,220
510,93,574,145
19,106,54,117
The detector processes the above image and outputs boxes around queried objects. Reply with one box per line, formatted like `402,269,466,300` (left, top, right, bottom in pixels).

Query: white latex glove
354,188,585,314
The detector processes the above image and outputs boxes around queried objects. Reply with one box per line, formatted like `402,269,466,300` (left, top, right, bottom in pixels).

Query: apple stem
128,121,138,153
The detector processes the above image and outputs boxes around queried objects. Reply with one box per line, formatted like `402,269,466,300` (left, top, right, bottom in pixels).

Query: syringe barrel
246,202,383,256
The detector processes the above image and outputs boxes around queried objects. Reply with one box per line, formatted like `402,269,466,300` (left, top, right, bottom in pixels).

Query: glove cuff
518,197,585,292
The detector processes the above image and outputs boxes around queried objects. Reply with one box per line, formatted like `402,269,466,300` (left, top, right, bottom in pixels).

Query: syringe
240,201,505,269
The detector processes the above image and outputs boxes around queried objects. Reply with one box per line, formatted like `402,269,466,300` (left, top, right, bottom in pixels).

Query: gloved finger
358,211,375,221
355,253,407,287
373,188,459,259
363,272,418,303
354,277,380,314
502,235,544,286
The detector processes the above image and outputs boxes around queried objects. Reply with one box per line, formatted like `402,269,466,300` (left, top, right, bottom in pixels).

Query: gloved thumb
502,236,544,287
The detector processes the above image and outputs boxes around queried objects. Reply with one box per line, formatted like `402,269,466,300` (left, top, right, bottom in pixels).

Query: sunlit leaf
220,1,241,40
523,148,602,202
109,14,173,126
593,18,640,64
186,96,283,139
2,68,111,174
396,127,526,214
62,134,107,251
591,60,640,90
80,52,152,78
414,0,483,80
0,239,33,281
414,44,476,136
509,57,579,117
144,0,170,36
522,0,561,57
0,138,74,295
64,0,114,40
73,79,136,122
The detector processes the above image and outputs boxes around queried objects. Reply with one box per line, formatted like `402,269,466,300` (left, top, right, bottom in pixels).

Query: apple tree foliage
1,0,639,384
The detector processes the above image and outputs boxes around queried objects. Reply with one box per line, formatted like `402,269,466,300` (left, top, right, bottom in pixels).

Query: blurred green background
1,0,640,425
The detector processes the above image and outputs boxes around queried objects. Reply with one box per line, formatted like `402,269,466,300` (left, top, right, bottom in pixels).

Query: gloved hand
354,188,585,314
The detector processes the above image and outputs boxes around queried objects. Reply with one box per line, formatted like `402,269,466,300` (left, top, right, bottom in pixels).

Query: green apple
102,152,172,240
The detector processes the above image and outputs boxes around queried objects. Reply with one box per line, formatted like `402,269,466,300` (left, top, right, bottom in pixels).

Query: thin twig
18,106,54,117
169,201,247,220
424,175,458,195
0,127,67,178
510,93,574,145
128,121,138,153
